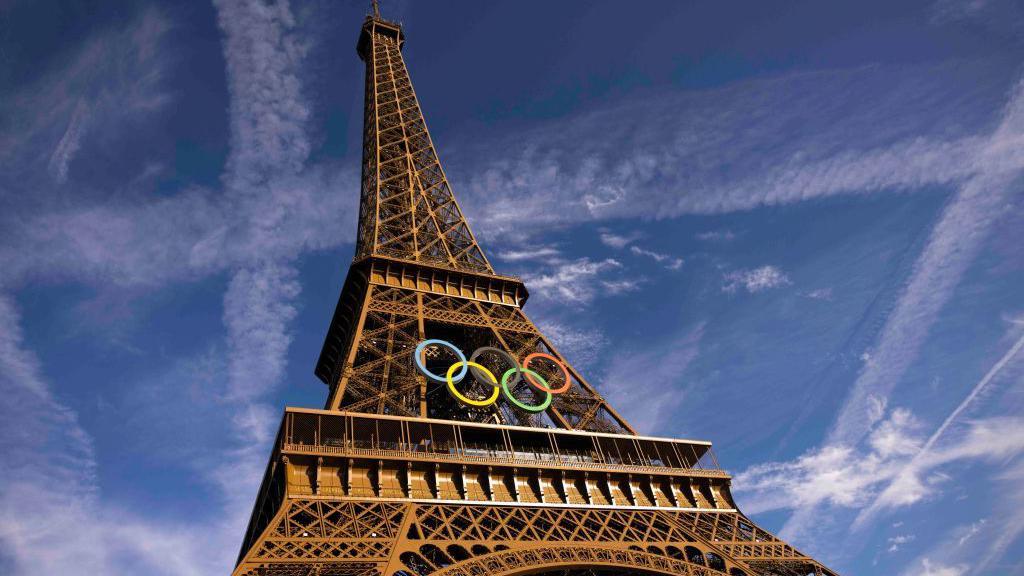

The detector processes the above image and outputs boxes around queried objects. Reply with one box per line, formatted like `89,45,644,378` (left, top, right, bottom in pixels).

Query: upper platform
357,15,403,60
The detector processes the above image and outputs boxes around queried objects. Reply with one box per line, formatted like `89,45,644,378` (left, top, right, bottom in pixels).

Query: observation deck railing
280,408,728,479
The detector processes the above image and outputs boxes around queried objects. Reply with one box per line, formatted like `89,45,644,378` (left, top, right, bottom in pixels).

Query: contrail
920,331,1024,456
854,330,1024,528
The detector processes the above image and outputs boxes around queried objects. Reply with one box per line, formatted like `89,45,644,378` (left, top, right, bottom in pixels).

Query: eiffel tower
232,5,839,576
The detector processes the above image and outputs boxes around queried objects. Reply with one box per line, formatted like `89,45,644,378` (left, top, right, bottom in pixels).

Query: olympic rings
413,339,571,411
470,346,519,387
415,339,467,383
501,368,552,413
446,361,501,406
522,352,571,393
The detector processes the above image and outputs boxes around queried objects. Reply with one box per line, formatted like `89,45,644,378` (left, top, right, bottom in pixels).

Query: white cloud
975,461,1024,570
896,458,1024,576
599,230,641,249
916,559,967,576
213,0,311,190
958,520,986,547
629,245,683,270
496,246,561,262
855,331,1024,525
722,265,791,293
887,534,915,553
735,409,1024,521
521,257,630,304
736,408,922,514
802,287,834,301
599,278,643,295
930,0,1024,29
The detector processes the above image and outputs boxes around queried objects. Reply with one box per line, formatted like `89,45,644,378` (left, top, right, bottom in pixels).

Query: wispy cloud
0,3,350,574
521,257,631,304
599,230,642,249
600,322,706,434
801,287,834,301
0,7,172,190
915,559,968,576
223,263,301,444
600,278,643,295
0,296,223,575
47,99,89,184
887,534,915,553
976,460,1024,571
214,0,311,190
930,0,1024,35
629,245,683,270
209,0,325,547
753,75,1024,554
722,265,791,293
899,519,989,576
885,358,1024,574
496,246,561,262
532,317,608,370
828,78,1024,448
736,319,1024,562
695,229,736,242
455,63,1005,243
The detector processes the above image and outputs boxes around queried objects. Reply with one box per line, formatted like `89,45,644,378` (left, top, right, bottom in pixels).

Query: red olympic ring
522,352,571,394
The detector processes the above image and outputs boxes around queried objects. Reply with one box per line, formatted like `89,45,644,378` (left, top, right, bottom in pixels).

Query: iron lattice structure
233,9,839,576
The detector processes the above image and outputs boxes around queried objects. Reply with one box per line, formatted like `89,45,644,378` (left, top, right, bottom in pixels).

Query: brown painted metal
234,7,839,576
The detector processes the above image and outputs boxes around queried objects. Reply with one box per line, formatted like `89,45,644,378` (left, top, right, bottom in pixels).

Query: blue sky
1,0,1023,574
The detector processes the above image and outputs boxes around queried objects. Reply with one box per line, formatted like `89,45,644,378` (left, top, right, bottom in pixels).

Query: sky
1,0,1023,574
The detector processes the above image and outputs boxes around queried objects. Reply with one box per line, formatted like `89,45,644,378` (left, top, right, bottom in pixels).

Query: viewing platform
256,408,736,512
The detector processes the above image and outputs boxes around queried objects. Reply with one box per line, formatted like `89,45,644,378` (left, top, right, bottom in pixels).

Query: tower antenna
371,0,380,19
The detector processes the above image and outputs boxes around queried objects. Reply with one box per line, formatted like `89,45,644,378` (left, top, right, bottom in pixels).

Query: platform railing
281,409,726,477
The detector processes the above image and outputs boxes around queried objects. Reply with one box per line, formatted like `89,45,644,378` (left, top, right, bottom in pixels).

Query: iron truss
234,9,841,576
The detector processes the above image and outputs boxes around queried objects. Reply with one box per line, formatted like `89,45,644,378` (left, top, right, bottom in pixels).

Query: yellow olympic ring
446,361,500,407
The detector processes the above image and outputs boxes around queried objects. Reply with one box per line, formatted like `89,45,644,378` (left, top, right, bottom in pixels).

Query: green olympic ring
413,339,569,413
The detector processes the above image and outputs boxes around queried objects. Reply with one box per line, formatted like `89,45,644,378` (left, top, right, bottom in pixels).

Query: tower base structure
234,410,836,576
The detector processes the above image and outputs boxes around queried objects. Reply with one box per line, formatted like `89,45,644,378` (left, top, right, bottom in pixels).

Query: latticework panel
235,501,407,576
327,284,631,433
407,504,698,543
391,503,832,576
236,495,833,576
679,511,805,561
356,28,490,273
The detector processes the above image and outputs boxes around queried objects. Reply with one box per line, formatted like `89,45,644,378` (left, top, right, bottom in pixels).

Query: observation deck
239,409,739,563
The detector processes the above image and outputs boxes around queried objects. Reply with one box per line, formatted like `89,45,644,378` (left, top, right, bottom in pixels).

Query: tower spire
353,9,492,274
371,0,380,19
